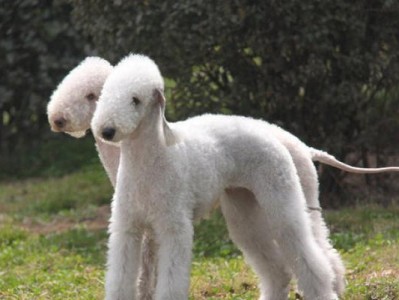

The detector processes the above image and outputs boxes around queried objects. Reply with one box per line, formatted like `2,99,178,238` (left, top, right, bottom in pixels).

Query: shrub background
1,0,399,206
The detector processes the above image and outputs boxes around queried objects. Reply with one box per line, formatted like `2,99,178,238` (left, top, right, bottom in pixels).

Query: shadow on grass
193,210,241,259
42,227,108,265
0,133,99,181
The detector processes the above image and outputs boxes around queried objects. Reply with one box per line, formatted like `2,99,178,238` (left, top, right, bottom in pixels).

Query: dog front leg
105,204,142,300
153,217,193,300
138,232,158,300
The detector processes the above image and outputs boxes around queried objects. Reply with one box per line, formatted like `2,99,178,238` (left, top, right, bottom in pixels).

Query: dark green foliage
0,0,91,155
0,134,99,180
2,0,399,204
69,0,399,205
69,0,399,144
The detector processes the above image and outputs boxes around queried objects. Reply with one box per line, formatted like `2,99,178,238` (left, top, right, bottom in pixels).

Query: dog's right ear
153,88,166,111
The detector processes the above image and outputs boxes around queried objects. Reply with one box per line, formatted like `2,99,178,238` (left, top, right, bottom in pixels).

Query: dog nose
102,127,116,141
54,117,66,129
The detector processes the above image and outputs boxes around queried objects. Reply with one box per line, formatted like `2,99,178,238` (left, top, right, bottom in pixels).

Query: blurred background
1,0,399,207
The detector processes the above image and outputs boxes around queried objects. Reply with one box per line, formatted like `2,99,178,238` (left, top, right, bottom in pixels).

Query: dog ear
153,88,166,110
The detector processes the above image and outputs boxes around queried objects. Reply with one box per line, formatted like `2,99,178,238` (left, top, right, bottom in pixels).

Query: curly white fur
47,57,155,299
47,57,120,186
91,54,340,300
48,56,348,299
62,55,399,299
48,54,399,299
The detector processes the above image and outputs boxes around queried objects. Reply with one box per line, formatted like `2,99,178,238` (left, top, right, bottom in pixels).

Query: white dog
47,57,120,186
91,54,340,300
47,57,157,299
48,56,399,299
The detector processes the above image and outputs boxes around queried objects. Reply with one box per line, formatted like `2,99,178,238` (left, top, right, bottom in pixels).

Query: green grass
0,226,105,299
0,134,98,180
1,165,398,299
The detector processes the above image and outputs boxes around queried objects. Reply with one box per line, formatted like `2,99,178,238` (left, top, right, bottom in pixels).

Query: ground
0,139,398,299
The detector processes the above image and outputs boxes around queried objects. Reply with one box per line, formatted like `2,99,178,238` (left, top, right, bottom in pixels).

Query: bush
70,0,399,205
2,0,399,204
0,0,92,154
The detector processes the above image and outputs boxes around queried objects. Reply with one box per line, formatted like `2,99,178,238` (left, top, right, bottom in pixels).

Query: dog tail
309,148,399,173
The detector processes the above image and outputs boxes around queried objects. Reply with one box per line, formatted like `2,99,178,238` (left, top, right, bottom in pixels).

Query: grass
0,143,398,299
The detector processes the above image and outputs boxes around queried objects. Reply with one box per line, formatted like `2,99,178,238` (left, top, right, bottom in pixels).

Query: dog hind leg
221,188,292,300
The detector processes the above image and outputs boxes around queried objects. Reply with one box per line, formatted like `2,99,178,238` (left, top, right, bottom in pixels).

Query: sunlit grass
0,226,105,300
1,169,398,299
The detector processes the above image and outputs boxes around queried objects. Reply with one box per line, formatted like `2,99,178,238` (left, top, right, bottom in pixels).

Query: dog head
91,54,165,143
47,57,112,138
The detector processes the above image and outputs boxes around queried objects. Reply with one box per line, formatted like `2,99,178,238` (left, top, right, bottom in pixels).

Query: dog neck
120,105,179,163
93,135,120,188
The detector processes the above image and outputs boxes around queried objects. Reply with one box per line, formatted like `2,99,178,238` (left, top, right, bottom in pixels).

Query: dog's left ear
153,88,166,110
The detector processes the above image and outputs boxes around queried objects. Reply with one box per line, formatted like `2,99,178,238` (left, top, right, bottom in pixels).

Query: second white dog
50,56,399,299
92,54,338,300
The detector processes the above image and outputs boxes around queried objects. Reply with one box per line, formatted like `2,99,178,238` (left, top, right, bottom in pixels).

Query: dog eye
132,97,140,106
86,93,96,101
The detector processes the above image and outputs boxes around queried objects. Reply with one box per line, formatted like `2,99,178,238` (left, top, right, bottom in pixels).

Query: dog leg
293,152,346,295
138,233,158,300
153,216,193,300
105,202,142,300
105,230,141,300
308,209,346,296
221,188,291,300
248,167,337,299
